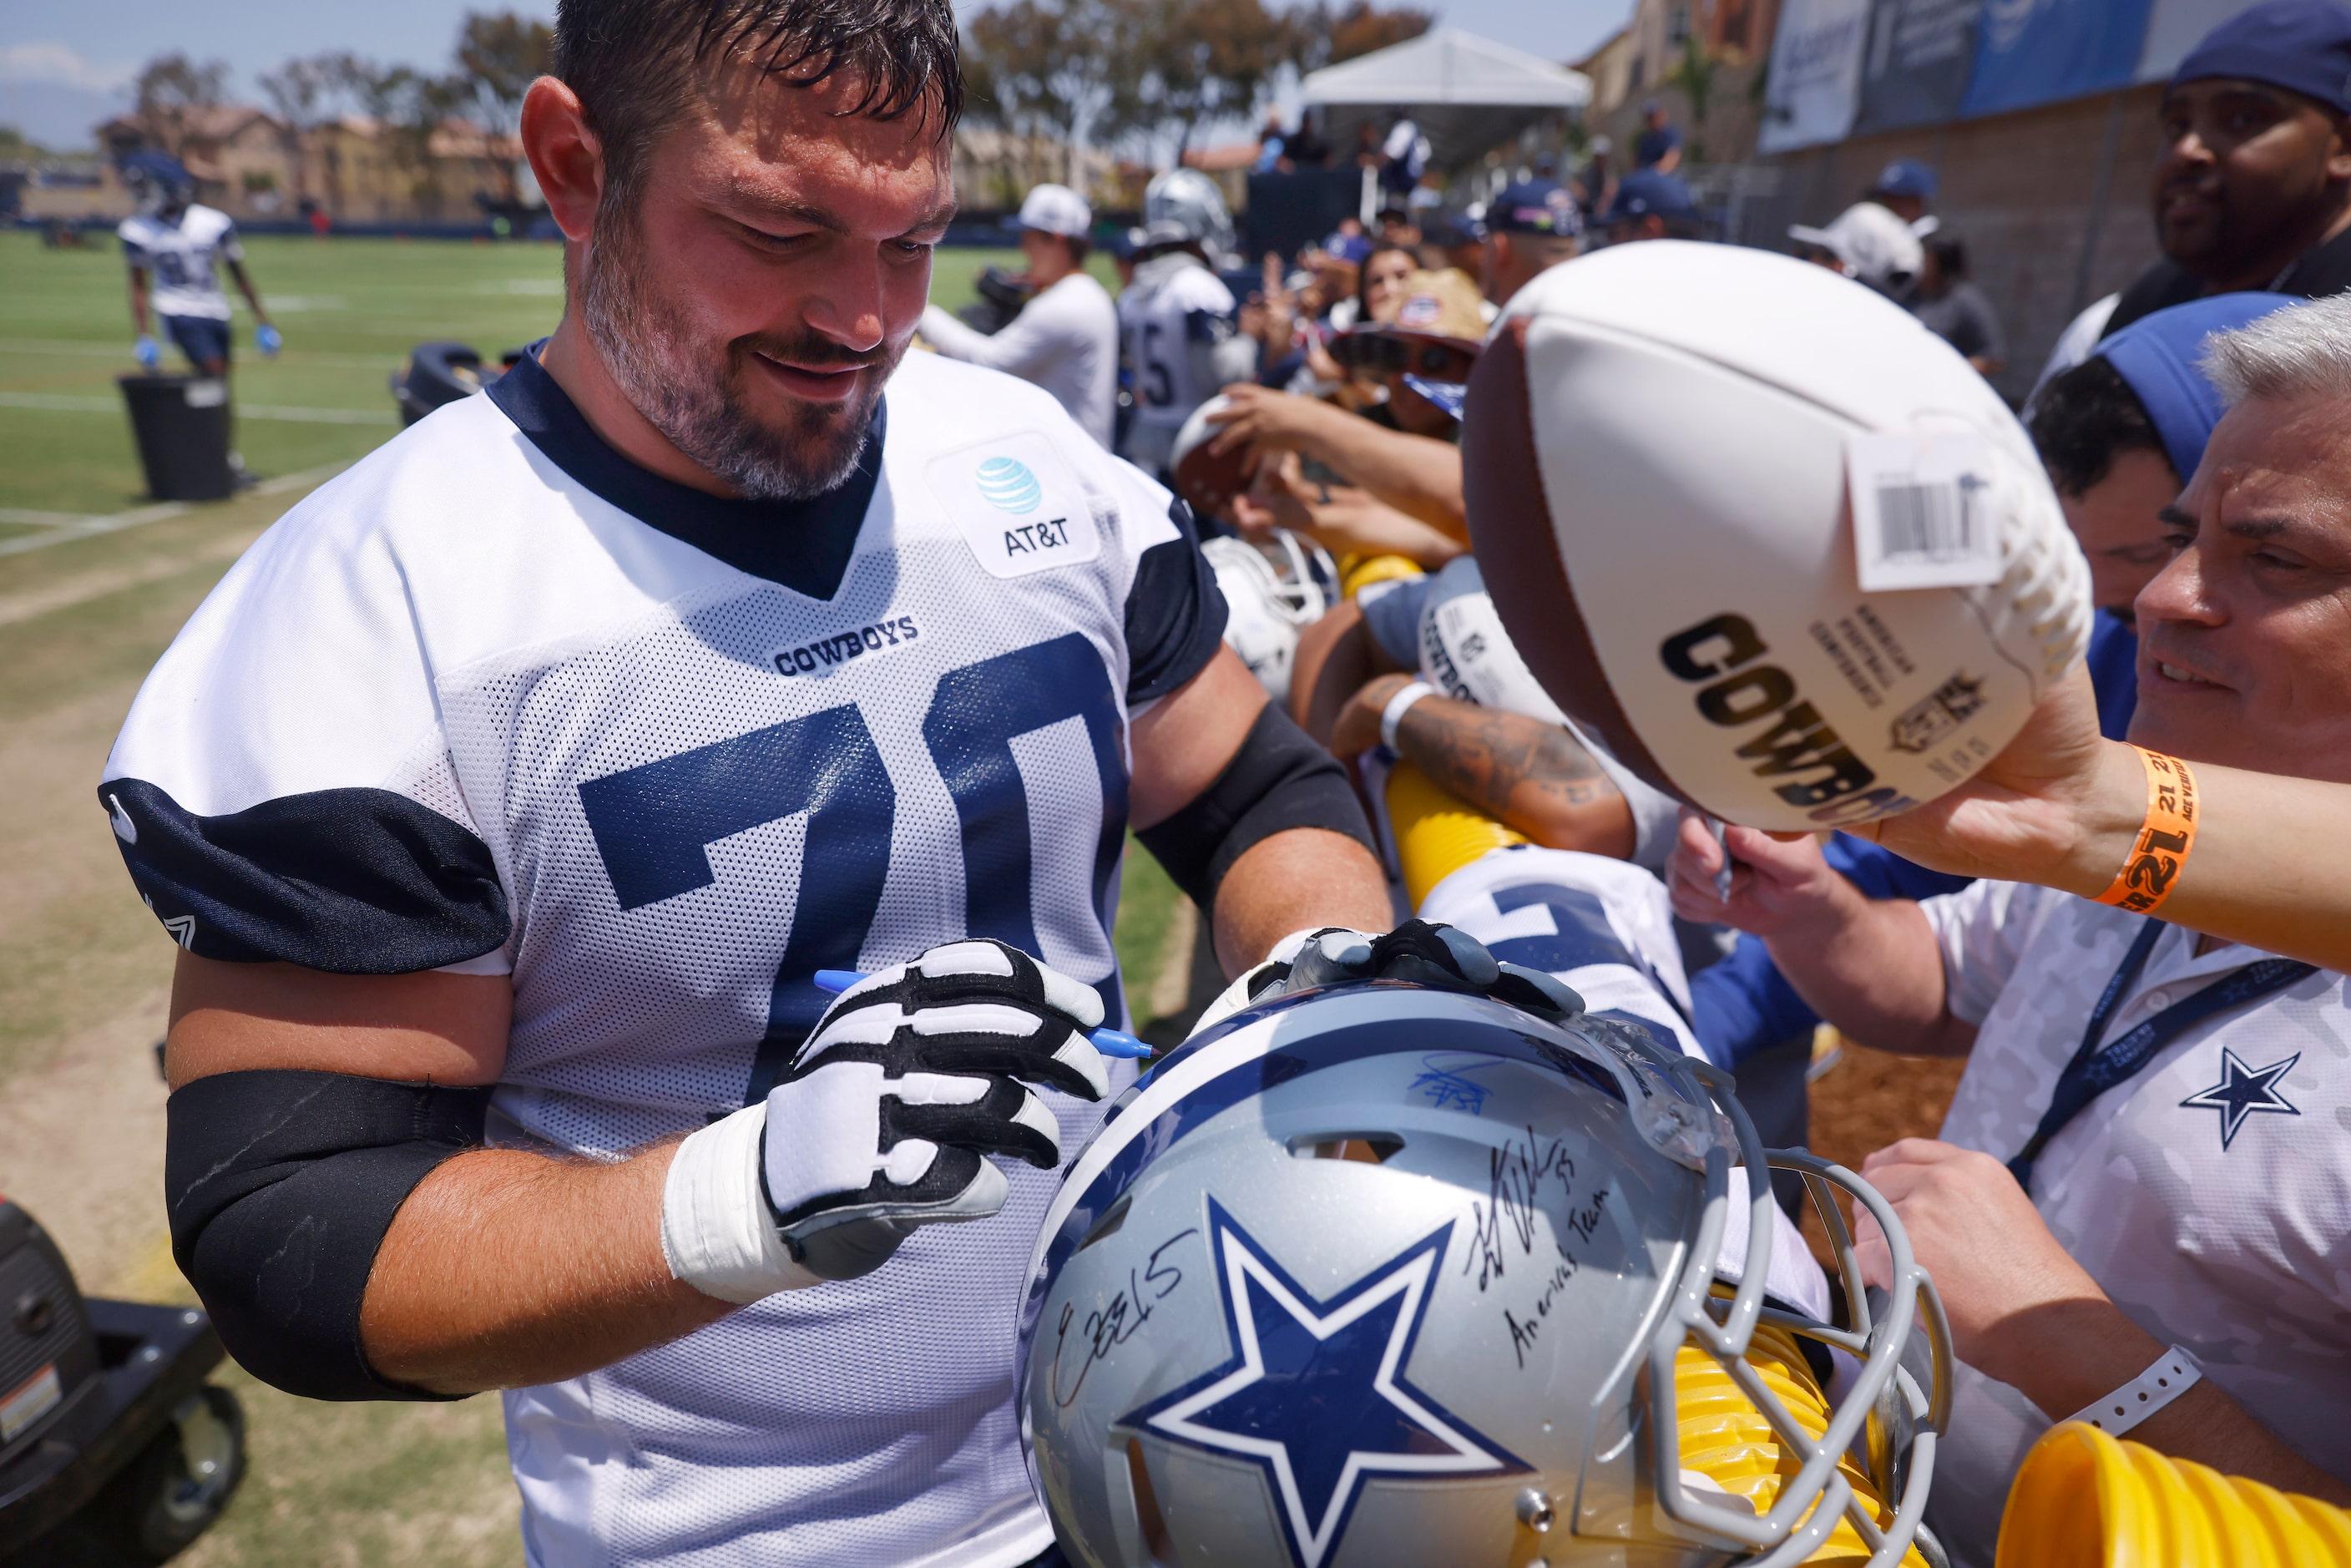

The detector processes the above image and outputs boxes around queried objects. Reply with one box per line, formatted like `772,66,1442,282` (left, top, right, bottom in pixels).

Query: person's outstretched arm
1854,665,2351,970
1329,673,1634,857
1205,386,1466,537
1666,817,1974,1056
919,296,1061,378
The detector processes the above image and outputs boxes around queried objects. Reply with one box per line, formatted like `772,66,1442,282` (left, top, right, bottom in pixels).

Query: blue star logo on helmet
975,456,1044,514
1119,1201,1529,1568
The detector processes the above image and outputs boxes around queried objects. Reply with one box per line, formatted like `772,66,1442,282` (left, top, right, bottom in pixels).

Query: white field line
0,461,349,559
0,390,393,424
0,336,403,371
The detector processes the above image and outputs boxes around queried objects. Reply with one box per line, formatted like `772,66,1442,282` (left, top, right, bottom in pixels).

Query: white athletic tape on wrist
1380,680,1436,753
660,1103,822,1304
2064,1345,2202,1437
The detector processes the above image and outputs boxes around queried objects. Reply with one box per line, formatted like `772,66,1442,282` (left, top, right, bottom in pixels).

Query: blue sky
2,0,1625,149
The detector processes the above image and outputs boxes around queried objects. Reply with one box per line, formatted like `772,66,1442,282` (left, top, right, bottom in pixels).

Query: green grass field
0,228,1181,1568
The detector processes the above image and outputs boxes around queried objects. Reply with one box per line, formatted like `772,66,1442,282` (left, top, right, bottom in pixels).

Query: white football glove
661,939,1110,1302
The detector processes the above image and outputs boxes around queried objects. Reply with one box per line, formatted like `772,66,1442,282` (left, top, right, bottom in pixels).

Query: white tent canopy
1301,28,1590,169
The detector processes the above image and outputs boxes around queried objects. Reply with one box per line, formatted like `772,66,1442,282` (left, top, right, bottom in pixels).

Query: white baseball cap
1788,200,1922,292
1018,184,1092,239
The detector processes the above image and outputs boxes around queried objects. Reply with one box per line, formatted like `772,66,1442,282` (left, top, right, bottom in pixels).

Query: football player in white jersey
105,4,1388,1565
1669,291,2351,1561
918,183,1118,448
1115,170,1256,478
117,151,280,381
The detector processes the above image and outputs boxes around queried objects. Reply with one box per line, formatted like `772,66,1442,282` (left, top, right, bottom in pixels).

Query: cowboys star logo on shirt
1120,1201,1529,1568
2179,1047,2301,1150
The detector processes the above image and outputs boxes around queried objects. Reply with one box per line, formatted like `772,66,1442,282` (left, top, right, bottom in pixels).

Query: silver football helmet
1019,980,1950,1568
1143,169,1238,266
1201,531,1337,706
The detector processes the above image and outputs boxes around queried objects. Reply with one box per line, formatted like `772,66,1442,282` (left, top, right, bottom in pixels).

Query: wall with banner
1761,0,2257,149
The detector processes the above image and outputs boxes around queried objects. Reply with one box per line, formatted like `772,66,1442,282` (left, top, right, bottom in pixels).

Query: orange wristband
2094,746,2199,913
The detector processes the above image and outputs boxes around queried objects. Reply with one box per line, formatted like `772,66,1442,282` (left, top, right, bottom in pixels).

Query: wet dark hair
554,0,963,211
2028,354,2172,497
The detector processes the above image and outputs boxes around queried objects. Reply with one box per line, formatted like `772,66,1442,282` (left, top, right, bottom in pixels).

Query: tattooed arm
1331,674,1636,859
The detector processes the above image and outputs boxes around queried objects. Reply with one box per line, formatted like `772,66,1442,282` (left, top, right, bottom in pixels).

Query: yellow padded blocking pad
1337,551,1424,600
1674,1327,1929,1568
1384,759,1524,908
1995,1420,2351,1567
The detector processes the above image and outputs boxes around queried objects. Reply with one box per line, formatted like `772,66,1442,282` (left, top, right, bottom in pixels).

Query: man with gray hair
1666,292,2351,1563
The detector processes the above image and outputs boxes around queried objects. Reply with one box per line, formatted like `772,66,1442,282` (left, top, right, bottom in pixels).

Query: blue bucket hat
2096,292,2301,480
2172,0,2351,115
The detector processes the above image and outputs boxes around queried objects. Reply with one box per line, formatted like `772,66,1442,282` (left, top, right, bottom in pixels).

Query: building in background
1750,0,2253,402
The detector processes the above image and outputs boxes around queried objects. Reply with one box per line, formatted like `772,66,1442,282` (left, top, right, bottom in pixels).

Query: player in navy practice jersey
106,3,1388,1565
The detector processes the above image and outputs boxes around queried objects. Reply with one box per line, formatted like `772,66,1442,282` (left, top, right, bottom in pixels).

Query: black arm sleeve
1124,498,1231,705
1136,702,1376,913
165,1070,493,1402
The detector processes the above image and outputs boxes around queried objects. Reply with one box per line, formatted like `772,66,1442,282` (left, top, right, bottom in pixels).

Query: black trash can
118,374,234,501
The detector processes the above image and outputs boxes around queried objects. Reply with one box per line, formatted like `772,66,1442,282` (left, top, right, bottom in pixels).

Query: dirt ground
1799,1034,1969,1271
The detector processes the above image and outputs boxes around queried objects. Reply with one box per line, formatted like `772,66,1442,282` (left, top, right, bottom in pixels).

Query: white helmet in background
1143,167,1238,266
1464,241,2090,833
1202,531,1337,705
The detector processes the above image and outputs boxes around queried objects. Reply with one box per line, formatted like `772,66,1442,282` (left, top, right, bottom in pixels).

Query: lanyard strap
2008,920,2316,1190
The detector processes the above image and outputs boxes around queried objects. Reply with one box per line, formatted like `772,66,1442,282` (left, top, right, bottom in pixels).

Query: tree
133,53,230,155
1098,0,1292,166
1663,34,1717,163
257,53,374,130
455,12,553,138
453,11,552,200
348,63,473,215
1292,0,1433,73
965,0,1124,185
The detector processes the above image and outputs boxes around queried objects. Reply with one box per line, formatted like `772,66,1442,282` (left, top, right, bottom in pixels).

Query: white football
1464,241,2091,832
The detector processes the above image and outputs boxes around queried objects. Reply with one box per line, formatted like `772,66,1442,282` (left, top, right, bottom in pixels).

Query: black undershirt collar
486,346,882,602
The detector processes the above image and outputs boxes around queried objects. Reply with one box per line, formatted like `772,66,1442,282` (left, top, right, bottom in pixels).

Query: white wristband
1380,680,1436,752
2063,1345,2202,1437
660,1102,823,1303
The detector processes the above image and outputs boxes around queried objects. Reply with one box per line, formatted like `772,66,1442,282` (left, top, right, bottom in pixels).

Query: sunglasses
1332,332,1480,384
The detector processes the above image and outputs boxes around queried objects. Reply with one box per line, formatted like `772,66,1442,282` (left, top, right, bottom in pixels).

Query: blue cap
1487,180,1582,236
1325,231,1373,263
1602,169,1697,225
2097,292,2300,481
119,150,192,191
2172,0,2351,115
1871,158,1939,200
1420,211,1482,247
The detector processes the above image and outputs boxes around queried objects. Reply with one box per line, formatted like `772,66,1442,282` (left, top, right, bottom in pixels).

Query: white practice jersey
102,350,1230,1567
1919,880,2351,1568
1115,253,1239,474
919,272,1120,451
118,204,241,321
1419,844,1830,1321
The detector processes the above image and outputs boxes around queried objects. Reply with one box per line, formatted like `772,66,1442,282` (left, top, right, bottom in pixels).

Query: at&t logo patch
928,433,1101,579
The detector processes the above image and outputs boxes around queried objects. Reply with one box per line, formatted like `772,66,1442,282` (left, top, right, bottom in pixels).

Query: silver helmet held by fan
1017,962,1951,1568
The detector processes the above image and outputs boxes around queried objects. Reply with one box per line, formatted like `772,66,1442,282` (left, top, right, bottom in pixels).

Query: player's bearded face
581,211,896,501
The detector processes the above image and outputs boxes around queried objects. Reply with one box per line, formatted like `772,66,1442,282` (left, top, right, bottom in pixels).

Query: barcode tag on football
1847,431,2005,590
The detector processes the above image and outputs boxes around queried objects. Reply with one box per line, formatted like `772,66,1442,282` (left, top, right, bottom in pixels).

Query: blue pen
811,969,1155,1059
